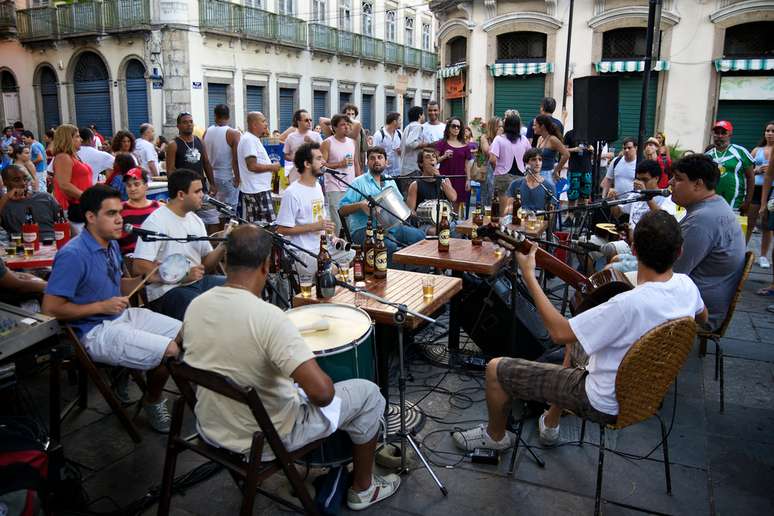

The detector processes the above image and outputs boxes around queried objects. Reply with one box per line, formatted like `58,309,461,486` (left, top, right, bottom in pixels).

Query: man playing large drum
182,225,401,511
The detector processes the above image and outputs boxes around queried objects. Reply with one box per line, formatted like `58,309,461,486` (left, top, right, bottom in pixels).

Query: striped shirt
119,200,161,254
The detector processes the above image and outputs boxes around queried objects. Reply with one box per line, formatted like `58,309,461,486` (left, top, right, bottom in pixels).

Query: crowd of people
0,94,769,512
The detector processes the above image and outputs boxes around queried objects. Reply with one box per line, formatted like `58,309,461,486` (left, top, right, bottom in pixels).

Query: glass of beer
338,265,350,283
421,276,435,300
5,244,16,256
494,246,503,258
23,243,34,258
299,273,314,298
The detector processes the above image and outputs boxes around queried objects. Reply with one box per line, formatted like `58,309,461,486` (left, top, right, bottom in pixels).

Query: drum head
159,253,191,284
286,304,372,355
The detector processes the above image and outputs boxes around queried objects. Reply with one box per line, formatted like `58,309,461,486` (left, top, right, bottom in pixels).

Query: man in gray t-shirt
671,155,745,330
0,165,60,240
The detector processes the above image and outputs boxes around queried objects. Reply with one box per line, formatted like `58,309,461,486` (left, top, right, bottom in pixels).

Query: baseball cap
123,167,147,183
712,120,733,133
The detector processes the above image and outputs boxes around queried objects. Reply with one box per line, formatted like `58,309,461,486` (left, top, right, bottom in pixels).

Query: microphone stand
408,172,467,237
336,280,448,496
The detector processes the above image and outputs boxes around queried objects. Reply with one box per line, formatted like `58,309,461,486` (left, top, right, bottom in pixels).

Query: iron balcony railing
358,34,385,62
308,23,337,53
384,41,404,66
17,0,150,41
421,50,437,71
0,1,16,36
403,46,421,69
199,0,305,47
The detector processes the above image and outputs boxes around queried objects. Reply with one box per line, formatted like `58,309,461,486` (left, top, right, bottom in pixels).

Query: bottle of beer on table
316,235,336,298
364,220,375,275
472,203,483,246
54,207,71,250
438,208,450,252
374,229,387,279
22,207,40,251
353,245,365,282
491,195,500,225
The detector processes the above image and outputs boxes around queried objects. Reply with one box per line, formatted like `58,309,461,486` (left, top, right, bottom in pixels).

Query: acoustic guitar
477,225,633,313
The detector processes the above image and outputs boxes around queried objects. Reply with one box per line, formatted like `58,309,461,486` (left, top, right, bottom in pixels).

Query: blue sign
192,81,202,89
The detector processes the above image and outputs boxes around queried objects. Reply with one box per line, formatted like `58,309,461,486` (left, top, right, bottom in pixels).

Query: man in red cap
705,120,754,212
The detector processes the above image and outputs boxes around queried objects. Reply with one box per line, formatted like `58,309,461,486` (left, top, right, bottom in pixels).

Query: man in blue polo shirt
339,147,424,265
43,185,182,433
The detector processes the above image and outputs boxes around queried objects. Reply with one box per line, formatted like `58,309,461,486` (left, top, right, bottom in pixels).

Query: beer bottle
353,245,365,282
22,207,40,251
364,220,375,275
374,229,387,279
472,203,483,246
316,235,336,298
438,208,450,252
54,207,71,249
512,192,522,225
491,195,500,225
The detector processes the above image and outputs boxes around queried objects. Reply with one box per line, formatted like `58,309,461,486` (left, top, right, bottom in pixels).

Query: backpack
378,128,402,142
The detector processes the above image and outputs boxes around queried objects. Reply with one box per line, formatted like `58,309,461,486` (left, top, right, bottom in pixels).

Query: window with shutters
339,0,352,31
244,0,262,8
277,0,294,15
28,0,50,7
339,91,352,111
312,0,326,22
279,88,296,131
1,70,17,93
447,36,466,66
386,10,396,42
313,90,328,123
385,95,396,114
125,60,149,135
246,85,265,113
361,94,373,132
602,28,652,59
422,23,431,50
38,65,60,131
496,32,546,62
723,22,774,58
403,95,413,125
404,16,414,47
361,2,373,35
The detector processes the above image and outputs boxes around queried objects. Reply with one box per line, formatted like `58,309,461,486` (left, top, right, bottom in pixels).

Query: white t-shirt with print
237,132,272,194
134,138,158,172
629,195,677,230
568,273,704,415
133,205,213,302
276,180,325,254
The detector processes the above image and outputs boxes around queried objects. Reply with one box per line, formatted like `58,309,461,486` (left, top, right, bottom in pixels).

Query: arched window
497,31,546,62
447,36,467,66
1,70,20,127
73,52,113,137
602,27,649,59
723,21,774,58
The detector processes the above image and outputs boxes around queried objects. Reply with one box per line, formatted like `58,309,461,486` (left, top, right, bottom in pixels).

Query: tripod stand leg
404,433,448,496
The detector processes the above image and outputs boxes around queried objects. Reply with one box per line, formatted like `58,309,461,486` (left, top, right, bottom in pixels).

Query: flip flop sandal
755,288,774,296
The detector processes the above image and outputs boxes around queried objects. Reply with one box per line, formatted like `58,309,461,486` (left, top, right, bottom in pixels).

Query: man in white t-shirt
421,100,445,145
372,112,402,178
135,123,159,177
132,169,226,320
238,112,280,223
77,127,114,183
601,137,637,215
452,211,707,450
283,109,323,184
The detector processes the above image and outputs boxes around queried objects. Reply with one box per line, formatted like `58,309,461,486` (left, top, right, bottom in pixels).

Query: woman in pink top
436,116,473,211
321,114,360,235
488,113,531,210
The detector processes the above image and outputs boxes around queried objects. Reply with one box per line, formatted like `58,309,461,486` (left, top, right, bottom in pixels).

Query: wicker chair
697,250,754,413
579,317,697,516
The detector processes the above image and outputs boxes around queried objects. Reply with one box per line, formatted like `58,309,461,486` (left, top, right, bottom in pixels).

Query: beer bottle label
22,231,37,243
55,231,65,241
471,226,477,239
375,251,388,271
439,229,450,246
366,248,375,267
354,262,363,276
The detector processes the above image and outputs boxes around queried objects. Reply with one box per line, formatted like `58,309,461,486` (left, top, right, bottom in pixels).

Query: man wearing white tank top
321,114,360,236
203,104,241,213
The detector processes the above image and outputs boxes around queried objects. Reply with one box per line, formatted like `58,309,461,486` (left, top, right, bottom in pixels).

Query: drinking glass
23,243,34,258
421,276,435,300
299,273,314,298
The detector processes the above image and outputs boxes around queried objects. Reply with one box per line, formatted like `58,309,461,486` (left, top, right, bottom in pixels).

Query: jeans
351,224,424,268
149,275,226,321
214,174,239,209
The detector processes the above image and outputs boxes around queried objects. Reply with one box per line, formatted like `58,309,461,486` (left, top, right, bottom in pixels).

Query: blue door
245,85,264,113
39,66,60,131
279,88,296,131
125,59,148,135
207,83,228,126
313,90,328,125
73,52,113,137
403,96,414,126
385,95,396,115
339,91,351,111
361,94,373,133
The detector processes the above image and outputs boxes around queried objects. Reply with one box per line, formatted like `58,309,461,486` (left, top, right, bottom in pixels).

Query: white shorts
82,308,181,370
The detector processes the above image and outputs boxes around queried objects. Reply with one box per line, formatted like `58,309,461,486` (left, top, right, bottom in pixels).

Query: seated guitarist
452,211,708,450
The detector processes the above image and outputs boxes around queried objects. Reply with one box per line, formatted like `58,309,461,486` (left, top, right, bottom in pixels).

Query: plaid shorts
239,190,275,224
496,342,617,425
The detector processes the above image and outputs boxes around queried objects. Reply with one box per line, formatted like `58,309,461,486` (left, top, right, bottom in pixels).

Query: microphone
203,194,234,213
322,167,345,177
123,224,165,239
335,279,360,292
635,189,671,200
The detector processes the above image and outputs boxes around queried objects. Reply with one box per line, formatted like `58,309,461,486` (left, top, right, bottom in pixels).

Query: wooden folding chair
61,325,146,443
697,250,754,413
158,359,321,516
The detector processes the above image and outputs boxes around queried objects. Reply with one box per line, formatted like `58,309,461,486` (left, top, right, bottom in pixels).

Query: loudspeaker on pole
573,76,619,143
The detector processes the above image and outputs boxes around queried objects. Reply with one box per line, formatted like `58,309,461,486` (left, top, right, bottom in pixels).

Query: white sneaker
144,399,171,433
451,424,514,452
346,473,401,511
538,413,560,446
758,256,771,269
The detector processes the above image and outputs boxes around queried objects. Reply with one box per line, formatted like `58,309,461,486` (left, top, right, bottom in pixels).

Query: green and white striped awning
714,58,774,72
438,64,465,78
595,60,669,73
488,62,553,77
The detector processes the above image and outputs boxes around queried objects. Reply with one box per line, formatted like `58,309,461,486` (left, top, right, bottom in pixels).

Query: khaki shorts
496,343,617,425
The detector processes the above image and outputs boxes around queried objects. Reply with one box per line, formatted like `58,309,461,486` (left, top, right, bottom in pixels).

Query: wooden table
392,237,507,275
292,268,462,331
3,244,57,270
456,218,548,239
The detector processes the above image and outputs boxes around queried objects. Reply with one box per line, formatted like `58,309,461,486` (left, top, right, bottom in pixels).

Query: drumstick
126,264,161,299
296,319,330,334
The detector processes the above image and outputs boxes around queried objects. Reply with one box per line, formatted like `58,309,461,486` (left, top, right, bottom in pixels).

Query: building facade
0,0,438,139
430,0,774,152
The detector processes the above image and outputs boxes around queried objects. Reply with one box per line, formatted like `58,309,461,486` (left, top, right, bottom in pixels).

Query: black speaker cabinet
573,76,619,143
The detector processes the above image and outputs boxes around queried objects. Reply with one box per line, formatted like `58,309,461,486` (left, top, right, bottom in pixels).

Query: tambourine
159,253,192,284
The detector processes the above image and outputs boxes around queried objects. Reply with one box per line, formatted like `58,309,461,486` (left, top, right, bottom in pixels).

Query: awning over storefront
488,62,553,77
594,60,669,73
714,58,774,72
438,64,465,78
